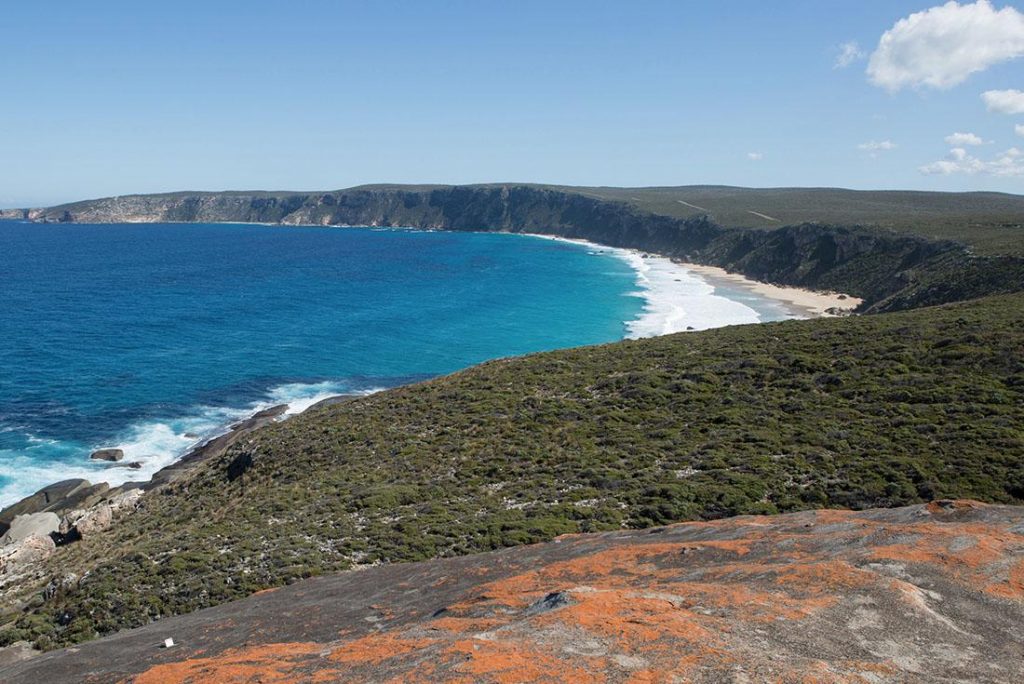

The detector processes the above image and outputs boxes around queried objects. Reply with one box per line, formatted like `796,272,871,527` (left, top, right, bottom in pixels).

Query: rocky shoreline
0,399,346,609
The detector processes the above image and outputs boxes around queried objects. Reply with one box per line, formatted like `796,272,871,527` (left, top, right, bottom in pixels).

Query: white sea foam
522,233,769,338
0,381,384,507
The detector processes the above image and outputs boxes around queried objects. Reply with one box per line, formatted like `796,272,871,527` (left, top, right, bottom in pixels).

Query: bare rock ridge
19,185,1024,313
1,500,1021,683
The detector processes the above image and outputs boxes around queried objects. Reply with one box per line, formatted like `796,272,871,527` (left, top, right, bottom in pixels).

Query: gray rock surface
2,500,1022,683
0,513,59,546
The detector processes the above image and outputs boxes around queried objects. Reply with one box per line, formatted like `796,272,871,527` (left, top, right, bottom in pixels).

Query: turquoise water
0,222,647,505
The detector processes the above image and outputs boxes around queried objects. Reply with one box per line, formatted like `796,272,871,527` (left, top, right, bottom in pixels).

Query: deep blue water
0,222,645,504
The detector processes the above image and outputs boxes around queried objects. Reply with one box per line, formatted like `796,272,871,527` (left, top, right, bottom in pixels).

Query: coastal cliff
25,185,1024,313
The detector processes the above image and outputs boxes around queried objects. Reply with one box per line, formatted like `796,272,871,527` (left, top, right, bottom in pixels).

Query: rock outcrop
0,514,60,587
0,480,109,536
3,500,1022,683
0,514,59,546
58,489,143,540
90,448,124,462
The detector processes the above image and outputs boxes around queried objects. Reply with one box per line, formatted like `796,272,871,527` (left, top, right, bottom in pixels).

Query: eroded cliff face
25,185,1024,313
3,500,1022,683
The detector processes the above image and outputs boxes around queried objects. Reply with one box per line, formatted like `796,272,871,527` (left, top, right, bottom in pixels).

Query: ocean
0,221,794,506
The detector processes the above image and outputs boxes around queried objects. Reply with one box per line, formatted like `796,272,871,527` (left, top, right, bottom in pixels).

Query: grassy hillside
4,293,1022,649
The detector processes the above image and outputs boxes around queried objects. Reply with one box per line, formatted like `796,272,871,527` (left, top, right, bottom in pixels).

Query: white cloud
982,89,1024,114
944,131,985,145
835,41,866,68
867,1,1024,92
747,152,763,161
858,140,897,151
919,145,1024,175
1016,123,1024,136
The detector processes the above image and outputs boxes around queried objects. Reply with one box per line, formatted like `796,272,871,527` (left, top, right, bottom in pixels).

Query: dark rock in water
105,461,143,470
90,449,123,462
183,433,199,440
0,480,108,535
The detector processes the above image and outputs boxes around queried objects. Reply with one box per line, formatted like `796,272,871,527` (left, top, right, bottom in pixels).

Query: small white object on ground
163,638,174,648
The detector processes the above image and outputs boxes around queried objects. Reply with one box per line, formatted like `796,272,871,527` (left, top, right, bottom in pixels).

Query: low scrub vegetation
3,294,1022,649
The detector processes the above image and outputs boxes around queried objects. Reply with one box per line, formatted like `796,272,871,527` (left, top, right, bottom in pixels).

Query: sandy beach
681,262,863,317
522,232,861,334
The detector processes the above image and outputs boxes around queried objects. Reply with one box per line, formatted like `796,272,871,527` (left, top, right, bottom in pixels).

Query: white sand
521,233,861,337
680,263,862,318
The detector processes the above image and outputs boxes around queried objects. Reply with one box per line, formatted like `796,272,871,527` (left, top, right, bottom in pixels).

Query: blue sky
2,0,1023,206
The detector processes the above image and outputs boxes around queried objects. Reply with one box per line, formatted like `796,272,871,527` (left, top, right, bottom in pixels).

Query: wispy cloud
747,152,763,161
982,89,1024,114
867,1,1024,91
858,140,897,152
919,146,1024,176
834,41,865,69
1016,123,1024,137
944,132,984,146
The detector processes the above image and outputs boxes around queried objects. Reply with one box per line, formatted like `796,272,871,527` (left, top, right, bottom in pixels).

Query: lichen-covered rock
4,501,1023,683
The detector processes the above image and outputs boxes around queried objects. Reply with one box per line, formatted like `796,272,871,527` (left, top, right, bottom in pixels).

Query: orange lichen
130,641,329,684
445,638,606,683
540,590,715,647
773,560,877,591
985,557,1024,600
108,503,1023,684
329,633,438,666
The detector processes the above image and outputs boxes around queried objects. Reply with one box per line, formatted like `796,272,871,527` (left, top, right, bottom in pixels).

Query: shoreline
0,226,860,513
680,262,862,318
521,232,861,328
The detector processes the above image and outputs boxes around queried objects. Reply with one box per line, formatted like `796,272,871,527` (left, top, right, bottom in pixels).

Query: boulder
105,461,143,470
59,488,143,539
90,448,124,462
1,513,60,546
0,533,56,576
0,479,93,533
68,506,113,538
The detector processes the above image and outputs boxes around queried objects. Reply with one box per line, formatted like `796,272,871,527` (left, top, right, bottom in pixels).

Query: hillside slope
2,293,1021,650
558,185,1024,254
22,184,1024,312
3,500,1022,683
